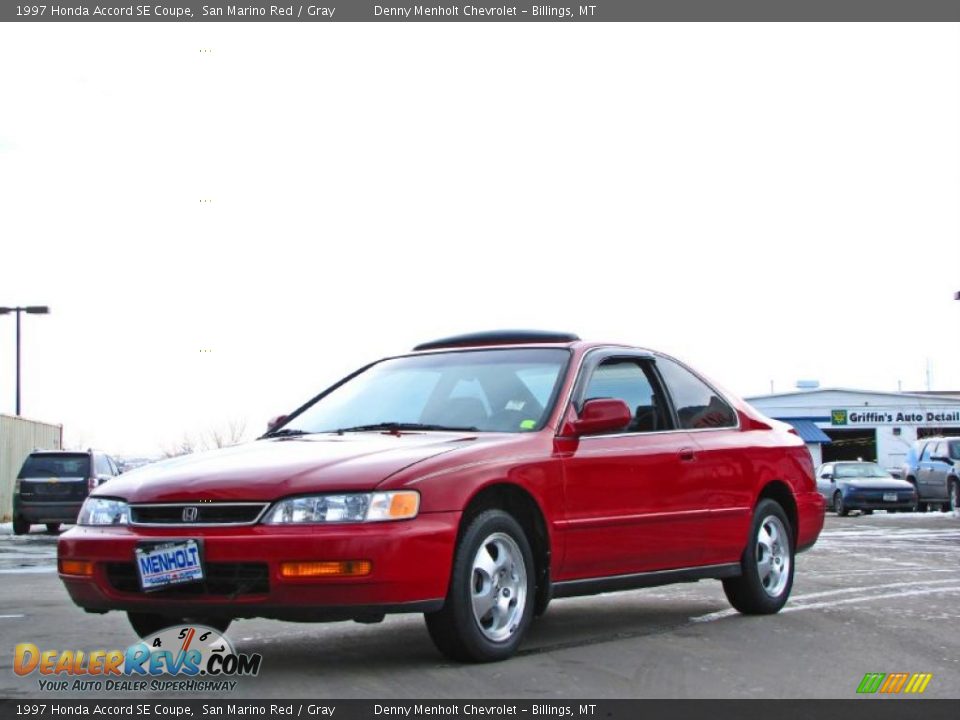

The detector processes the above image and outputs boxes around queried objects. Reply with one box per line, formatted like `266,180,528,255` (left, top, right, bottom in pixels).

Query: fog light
58,559,94,576
280,561,372,578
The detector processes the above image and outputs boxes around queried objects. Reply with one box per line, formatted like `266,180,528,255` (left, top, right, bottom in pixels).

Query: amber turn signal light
58,559,94,576
280,560,372,578
388,492,419,519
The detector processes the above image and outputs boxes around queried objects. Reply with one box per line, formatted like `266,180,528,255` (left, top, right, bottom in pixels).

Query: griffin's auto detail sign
831,408,960,426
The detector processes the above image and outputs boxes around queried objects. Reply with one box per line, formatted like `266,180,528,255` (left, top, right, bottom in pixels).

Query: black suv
13,449,121,535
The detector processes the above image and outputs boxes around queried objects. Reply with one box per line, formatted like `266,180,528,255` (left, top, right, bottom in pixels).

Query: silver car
902,437,960,512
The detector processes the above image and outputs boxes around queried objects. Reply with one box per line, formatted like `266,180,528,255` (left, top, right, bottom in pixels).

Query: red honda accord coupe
59,331,824,662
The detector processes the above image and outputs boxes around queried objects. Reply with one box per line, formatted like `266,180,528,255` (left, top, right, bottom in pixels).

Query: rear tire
723,499,795,615
861,509,874,516
12,517,30,535
127,612,232,639
425,509,534,662
45,523,61,534
950,479,959,514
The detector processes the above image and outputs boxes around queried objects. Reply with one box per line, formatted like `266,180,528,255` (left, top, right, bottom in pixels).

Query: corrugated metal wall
0,415,62,522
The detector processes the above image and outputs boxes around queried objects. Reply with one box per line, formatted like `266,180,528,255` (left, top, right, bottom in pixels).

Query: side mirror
266,414,288,432
572,399,632,436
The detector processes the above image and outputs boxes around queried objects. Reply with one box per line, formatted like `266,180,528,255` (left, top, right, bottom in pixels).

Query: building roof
778,418,832,444
746,387,960,403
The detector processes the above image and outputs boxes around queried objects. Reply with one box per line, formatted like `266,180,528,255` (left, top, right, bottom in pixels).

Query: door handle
679,447,696,462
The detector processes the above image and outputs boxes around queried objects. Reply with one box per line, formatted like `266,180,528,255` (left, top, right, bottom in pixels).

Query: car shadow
230,593,727,676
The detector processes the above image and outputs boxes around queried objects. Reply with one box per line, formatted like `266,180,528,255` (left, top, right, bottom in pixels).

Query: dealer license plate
136,540,203,591
883,493,898,502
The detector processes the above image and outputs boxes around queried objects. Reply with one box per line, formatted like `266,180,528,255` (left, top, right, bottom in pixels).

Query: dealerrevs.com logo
14,624,262,692
857,672,933,695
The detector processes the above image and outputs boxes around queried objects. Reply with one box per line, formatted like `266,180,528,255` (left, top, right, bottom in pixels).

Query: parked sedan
816,461,917,516
59,330,825,662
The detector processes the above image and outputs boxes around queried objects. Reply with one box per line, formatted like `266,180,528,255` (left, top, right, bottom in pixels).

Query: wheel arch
459,482,552,615
756,480,799,547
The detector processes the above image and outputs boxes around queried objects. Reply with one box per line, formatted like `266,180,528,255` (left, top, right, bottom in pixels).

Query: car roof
412,330,581,352
28,449,100,456
410,330,653,356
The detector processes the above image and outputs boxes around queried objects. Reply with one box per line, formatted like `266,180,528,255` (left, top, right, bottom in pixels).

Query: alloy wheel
470,532,527,642
756,515,791,598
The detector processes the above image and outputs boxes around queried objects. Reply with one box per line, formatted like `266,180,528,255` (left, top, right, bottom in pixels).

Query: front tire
834,492,849,517
12,517,30,535
950,479,959,514
723,499,795,615
425,509,534,662
127,612,232,639
46,523,61,534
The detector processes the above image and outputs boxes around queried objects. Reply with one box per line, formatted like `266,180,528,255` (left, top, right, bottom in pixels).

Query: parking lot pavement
1,513,958,699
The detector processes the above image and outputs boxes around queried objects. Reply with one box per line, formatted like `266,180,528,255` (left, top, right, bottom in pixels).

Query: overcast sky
0,22,958,455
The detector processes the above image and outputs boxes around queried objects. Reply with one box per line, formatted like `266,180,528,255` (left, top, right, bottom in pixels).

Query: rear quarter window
655,356,737,429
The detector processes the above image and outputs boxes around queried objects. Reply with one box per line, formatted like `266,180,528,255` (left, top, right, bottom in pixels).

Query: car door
918,442,943,500
928,441,951,501
653,355,750,565
558,353,701,578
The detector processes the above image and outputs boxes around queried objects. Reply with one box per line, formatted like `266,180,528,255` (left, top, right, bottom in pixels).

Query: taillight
88,477,97,492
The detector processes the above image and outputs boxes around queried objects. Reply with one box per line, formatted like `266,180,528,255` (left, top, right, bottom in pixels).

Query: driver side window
583,359,672,434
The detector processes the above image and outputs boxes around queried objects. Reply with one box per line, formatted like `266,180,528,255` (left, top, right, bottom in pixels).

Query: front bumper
843,491,916,511
57,512,459,620
16,500,83,523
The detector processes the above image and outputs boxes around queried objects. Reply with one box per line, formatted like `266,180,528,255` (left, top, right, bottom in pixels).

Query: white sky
0,22,958,455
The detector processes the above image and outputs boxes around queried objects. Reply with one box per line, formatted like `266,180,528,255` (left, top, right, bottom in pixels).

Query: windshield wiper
263,428,310,438
331,422,479,434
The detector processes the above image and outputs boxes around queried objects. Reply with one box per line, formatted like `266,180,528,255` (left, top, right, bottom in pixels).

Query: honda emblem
182,506,199,522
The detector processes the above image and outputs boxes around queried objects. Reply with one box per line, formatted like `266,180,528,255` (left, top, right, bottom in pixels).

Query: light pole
0,305,50,416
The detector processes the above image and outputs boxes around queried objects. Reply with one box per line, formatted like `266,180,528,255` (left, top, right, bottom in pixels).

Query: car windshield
276,348,570,435
18,454,90,478
834,463,890,479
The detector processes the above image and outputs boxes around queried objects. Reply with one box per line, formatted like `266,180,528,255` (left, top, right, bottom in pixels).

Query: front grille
105,562,270,596
129,503,267,525
19,480,87,499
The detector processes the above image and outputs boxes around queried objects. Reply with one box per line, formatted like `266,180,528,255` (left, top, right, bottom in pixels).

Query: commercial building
746,388,960,470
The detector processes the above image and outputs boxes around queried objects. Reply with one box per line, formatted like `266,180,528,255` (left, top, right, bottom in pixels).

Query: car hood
841,478,915,491
95,433,481,503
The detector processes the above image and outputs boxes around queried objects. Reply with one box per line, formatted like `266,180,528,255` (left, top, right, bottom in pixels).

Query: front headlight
77,498,130,525
263,491,419,524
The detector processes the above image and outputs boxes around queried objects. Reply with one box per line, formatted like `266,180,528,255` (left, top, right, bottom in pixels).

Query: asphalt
1,512,958,699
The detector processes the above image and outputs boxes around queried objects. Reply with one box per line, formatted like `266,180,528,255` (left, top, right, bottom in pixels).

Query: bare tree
159,418,249,458
207,418,247,449
159,433,201,459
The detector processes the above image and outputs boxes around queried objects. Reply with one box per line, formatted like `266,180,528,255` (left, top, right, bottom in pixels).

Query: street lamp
0,305,50,416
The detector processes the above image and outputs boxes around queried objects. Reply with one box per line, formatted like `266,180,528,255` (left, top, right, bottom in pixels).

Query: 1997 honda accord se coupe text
59,331,824,662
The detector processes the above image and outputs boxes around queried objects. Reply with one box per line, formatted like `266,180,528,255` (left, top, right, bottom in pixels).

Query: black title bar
1,700,960,720
3,0,960,22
